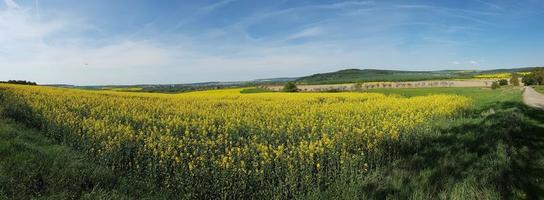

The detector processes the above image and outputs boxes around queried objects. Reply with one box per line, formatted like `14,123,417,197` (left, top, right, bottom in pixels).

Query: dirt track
523,87,544,110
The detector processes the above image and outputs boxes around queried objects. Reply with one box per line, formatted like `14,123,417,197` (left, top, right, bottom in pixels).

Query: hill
41,67,540,92
295,67,538,84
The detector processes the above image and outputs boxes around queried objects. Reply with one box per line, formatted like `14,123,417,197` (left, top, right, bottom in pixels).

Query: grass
365,86,522,109
0,118,174,199
1,86,543,199
324,104,544,199
330,86,544,199
239,87,275,93
102,87,143,92
534,85,544,95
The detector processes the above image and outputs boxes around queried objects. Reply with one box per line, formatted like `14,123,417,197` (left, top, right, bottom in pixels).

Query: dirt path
523,86,544,110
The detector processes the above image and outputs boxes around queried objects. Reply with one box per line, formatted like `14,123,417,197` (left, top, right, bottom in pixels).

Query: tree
522,68,544,86
498,79,508,86
523,76,537,86
353,83,363,91
282,82,298,92
0,80,37,85
491,81,500,89
510,74,520,86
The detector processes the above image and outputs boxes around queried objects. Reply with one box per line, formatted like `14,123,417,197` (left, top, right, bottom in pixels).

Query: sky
1,0,544,85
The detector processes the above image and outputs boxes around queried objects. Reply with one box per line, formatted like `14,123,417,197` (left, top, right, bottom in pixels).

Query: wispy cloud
475,0,504,10
4,0,19,9
286,27,324,40
200,0,237,12
0,6,62,43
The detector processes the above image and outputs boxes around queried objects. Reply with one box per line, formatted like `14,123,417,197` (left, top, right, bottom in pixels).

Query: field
366,87,521,108
101,87,144,92
264,80,498,92
1,84,543,199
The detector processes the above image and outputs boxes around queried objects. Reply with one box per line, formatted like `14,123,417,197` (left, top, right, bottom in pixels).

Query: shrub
0,80,37,85
498,79,508,86
353,83,363,91
282,82,298,92
510,74,520,86
325,88,340,93
491,81,500,89
522,68,544,85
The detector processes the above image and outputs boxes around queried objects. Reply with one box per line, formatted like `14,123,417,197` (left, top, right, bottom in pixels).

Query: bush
522,68,544,85
0,91,40,128
498,79,508,86
325,88,340,93
510,75,520,86
0,80,37,85
491,81,500,89
282,82,298,92
353,83,363,91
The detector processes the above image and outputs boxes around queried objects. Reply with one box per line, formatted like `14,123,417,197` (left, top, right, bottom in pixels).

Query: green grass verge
534,86,544,95
240,87,275,94
365,87,523,109
323,86,544,199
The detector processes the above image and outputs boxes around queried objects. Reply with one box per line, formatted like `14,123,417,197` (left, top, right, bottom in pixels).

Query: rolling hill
295,67,539,84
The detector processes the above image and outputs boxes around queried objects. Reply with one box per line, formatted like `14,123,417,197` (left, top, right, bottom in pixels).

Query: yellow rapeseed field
0,84,471,197
473,72,530,79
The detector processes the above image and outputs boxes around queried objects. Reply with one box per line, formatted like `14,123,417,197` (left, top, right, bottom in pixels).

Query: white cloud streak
4,0,19,9
200,0,237,12
286,27,324,40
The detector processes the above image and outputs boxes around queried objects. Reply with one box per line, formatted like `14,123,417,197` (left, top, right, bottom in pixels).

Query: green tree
0,80,37,85
282,82,298,92
498,79,508,86
523,68,544,85
353,83,363,91
491,81,500,89
510,74,520,86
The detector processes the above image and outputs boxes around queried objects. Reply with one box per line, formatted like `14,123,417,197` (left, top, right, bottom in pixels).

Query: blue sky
1,0,543,85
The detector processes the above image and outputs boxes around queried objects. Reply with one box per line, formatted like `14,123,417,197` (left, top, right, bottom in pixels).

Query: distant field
264,79,499,92
101,87,143,92
366,87,522,109
239,87,275,93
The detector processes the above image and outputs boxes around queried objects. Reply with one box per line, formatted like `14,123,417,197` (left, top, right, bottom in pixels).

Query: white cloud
0,3,174,84
4,0,19,9
200,0,237,12
0,9,62,43
286,27,324,40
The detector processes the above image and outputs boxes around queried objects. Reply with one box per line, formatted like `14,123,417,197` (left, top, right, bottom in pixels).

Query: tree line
0,80,38,85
